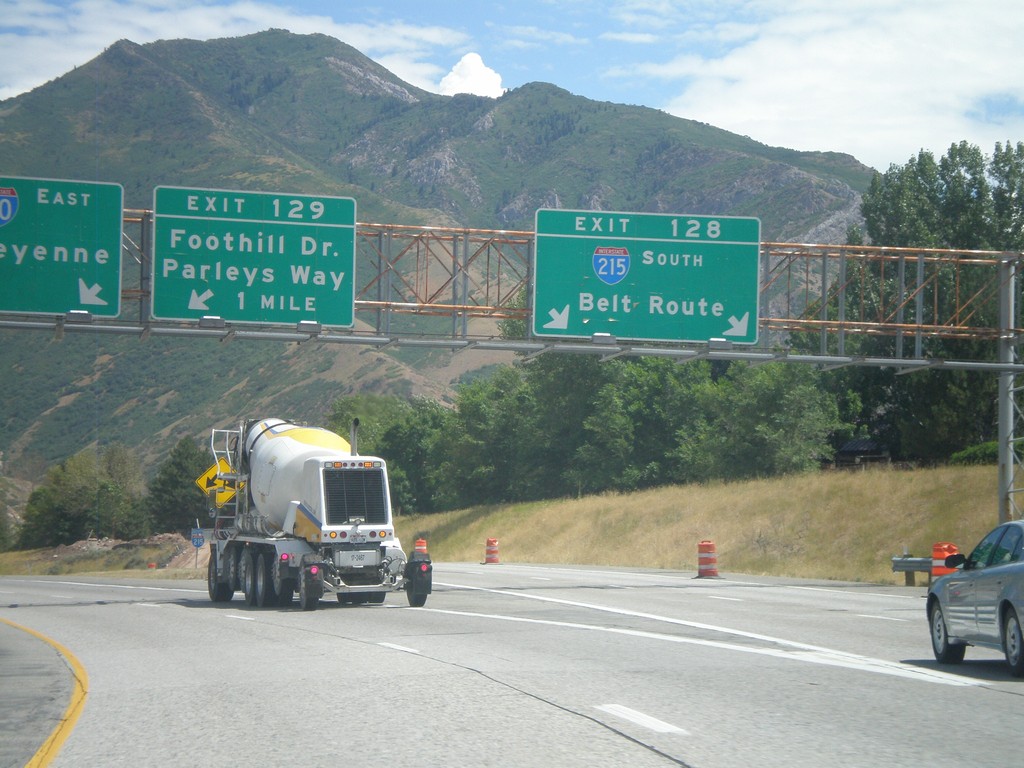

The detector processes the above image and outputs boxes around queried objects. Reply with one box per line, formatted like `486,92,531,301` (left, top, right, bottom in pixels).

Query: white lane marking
856,614,909,622
784,584,918,601
379,642,421,654
705,595,742,602
442,566,921,604
596,704,687,734
225,614,255,622
433,581,977,687
137,603,162,608
531,577,552,581
48,595,73,600
20,579,206,594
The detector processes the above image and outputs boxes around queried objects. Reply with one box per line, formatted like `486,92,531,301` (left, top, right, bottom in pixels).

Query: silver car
927,520,1024,676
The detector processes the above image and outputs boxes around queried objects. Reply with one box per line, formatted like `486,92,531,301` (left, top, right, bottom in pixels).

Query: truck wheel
299,572,320,611
207,555,234,603
226,548,241,591
277,578,295,607
254,552,276,608
240,549,257,606
407,589,427,608
368,593,386,605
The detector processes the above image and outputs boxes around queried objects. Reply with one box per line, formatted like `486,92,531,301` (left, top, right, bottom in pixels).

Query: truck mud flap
404,553,432,607
299,565,325,611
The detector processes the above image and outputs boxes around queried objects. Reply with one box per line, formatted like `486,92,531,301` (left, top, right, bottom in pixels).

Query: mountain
0,29,872,239
0,29,876,483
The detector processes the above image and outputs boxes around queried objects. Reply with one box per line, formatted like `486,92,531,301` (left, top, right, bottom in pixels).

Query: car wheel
929,601,966,664
1003,607,1024,677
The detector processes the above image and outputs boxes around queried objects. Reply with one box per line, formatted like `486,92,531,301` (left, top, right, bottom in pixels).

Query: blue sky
2,0,1023,171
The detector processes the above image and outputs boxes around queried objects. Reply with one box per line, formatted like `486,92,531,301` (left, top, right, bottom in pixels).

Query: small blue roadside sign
191,528,205,548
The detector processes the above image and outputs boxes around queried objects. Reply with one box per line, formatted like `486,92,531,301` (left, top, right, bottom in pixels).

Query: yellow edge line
0,617,89,768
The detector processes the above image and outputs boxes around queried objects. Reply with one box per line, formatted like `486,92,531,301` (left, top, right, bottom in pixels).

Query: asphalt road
2,564,1022,768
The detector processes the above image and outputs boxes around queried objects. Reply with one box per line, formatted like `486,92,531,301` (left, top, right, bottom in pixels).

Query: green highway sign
152,186,356,326
0,176,124,317
533,209,761,344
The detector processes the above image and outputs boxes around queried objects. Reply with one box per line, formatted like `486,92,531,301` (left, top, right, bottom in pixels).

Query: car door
945,526,1004,639
973,525,1024,643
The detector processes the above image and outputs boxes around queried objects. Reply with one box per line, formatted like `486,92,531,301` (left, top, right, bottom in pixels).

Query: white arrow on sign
78,279,108,306
189,289,214,310
543,305,570,330
722,312,749,337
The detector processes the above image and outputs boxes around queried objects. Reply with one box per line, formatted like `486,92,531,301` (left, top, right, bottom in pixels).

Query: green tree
828,140,1023,460
671,364,840,481
17,446,150,548
437,365,539,505
377,398,454,514
991,141,1024,250
146,437,209,533
327,393,411,455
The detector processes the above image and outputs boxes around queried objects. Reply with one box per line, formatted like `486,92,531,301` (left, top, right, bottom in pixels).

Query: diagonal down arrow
78,279,108,306
189,289,214,311
543,305,570,330
722,312,749,337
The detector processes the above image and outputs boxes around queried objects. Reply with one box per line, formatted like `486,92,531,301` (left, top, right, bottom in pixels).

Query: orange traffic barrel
484,538,500,564
697,540,719,578
932,542,959,578
415,538,428,555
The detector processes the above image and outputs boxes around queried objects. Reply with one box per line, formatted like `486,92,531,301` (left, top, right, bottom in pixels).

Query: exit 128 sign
532,208,761,344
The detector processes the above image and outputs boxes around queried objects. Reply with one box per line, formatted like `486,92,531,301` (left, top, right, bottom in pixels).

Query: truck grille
323,469,387,525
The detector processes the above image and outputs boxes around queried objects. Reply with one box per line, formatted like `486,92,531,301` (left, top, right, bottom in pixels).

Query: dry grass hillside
395,464,1000,585
0,464,1003,585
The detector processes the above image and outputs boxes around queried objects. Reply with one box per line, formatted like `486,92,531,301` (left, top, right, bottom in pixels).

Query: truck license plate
335,550,379,567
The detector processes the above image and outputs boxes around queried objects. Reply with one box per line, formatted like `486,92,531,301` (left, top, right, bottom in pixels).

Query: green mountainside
0,29,872,237
0,29,876,484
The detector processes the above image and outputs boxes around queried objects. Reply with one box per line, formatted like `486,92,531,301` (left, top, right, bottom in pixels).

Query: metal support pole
819,250,828,355
998,256,1017,523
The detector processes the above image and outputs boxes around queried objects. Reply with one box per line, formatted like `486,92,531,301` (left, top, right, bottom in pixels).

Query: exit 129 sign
532,209,761,344
152,186,356,326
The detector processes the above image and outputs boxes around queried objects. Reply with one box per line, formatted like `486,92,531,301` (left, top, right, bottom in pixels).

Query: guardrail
891,556,932,586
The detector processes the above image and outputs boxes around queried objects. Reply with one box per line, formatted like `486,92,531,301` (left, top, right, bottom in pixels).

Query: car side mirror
945,553,967,569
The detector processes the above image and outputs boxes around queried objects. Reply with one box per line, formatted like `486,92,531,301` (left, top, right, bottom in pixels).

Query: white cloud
599,32,658,44
438,52,504,98
613,0,1024,169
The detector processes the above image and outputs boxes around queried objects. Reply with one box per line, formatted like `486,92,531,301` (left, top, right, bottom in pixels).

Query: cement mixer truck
203,417,431,611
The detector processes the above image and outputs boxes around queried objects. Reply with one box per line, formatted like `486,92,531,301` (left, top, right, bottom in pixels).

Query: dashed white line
596,704,687,734
379,642,421,654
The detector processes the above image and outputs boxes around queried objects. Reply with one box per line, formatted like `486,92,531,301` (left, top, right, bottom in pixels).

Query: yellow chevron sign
195,458,243,508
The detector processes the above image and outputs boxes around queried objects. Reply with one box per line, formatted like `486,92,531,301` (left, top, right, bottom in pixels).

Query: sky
2,0,1024,171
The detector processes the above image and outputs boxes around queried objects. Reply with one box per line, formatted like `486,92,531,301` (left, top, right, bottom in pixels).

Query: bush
949,441,998,465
